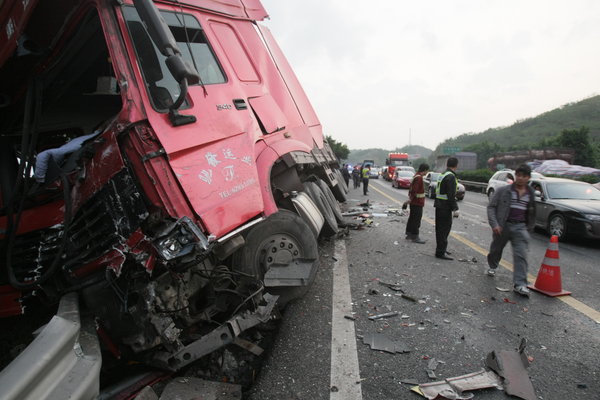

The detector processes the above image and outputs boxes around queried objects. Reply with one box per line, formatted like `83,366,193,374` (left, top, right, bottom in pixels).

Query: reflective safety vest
362,168,369,178
435,171,458,200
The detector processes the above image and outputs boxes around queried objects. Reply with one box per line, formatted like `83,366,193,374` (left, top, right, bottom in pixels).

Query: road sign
443,146,461,154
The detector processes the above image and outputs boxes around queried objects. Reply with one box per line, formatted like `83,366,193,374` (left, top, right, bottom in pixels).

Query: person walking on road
352,166,361,189
434,157,459,260
405,163,429,244
361,165,371,195
486,164,536,296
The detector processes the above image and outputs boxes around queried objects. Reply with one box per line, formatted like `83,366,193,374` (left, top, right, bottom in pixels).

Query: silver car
487,169,544,199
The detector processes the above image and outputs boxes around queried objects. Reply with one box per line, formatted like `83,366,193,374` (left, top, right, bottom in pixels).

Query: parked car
424,172,465,200
530,177,600,240
369,166,381,179
392,170,414,188
487,169,545,199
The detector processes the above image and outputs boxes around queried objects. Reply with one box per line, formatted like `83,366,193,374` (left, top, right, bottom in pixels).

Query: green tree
325,135,350,160
558,126,598,167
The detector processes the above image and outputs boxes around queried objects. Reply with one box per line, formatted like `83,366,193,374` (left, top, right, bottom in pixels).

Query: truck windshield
123,6,226,110
391,160,409,166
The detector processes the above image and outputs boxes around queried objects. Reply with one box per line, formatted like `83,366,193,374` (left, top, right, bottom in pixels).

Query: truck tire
232,210,319,306
304,181,338,237
331,170,348,202
316,178,344,224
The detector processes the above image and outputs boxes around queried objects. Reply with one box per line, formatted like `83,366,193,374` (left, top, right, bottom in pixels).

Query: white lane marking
330,240,363,400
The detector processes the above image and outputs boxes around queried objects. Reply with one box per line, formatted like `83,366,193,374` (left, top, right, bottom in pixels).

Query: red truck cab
0,0,347,385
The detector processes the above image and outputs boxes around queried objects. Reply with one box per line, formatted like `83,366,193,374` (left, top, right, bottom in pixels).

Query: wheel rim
254,234,302,273
549,216,565,238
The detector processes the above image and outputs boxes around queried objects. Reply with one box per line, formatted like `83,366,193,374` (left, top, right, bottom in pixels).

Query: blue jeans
487,222,530,287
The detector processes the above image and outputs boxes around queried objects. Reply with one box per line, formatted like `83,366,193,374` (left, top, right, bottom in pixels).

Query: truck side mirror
133,0,200,125
133,0,178,58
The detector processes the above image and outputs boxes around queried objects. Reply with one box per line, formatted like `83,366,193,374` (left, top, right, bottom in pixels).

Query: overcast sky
259,0,600,151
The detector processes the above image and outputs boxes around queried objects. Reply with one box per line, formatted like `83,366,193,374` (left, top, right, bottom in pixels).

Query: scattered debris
401,294,418,303
425,358,439,379
330,385,339,392
368,311,399,321
496,287,511,292
358,200,370,207
375,250,386,255
400,378,420,385
541,311,554,317
159,377,242,400
503,298,517,304
485,339,536,400
411,369,502,400
577,383,588,389
344,315,357,321
368,289,380,295
378,281,404,292
393,241,399,245
362,333,410,354
372,213,388,217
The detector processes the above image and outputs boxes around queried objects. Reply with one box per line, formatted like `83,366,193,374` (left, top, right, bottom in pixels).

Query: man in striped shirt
486,164,537,296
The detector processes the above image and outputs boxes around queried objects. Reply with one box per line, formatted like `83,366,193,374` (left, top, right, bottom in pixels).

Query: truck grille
65,169,148,269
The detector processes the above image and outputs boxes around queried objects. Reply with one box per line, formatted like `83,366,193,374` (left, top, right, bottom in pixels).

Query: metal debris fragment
412,369,502,400
484,339,536,400
368,311,399,320
362,333,410,354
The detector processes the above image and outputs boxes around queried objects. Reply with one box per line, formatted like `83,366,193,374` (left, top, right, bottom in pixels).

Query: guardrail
459,180,487,194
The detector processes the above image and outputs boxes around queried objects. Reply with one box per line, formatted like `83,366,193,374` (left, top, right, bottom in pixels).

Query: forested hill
436,95,600,153
347,145,432,166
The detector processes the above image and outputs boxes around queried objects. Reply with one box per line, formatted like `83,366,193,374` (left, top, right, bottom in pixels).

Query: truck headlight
153,216,209,260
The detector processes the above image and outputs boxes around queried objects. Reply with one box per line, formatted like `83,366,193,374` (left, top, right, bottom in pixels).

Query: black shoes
435,254,453,260
413,237,426,244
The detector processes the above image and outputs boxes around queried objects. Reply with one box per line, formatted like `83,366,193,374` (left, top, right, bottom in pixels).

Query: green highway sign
443,146,461,154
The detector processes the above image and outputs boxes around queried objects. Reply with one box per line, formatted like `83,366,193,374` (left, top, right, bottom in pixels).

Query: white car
486,169,544,199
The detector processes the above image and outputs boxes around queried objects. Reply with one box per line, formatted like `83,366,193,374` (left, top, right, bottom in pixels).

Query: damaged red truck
0,0,347,396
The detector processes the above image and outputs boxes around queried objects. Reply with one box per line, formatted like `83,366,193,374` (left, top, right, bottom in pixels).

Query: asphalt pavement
247,178,600,400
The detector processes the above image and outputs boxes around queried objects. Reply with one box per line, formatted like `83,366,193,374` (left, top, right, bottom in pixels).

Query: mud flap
263,259,317,287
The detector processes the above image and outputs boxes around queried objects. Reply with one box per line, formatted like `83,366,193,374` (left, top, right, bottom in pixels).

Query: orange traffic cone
528,235,571,296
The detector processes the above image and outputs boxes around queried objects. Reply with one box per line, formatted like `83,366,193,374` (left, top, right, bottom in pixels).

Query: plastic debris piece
372,213,388,217
503,298,517,304
496,287,511,292
344,315,356,321
393,240,399,245
413,369,502,399
362,333,410,354
368,311,399,320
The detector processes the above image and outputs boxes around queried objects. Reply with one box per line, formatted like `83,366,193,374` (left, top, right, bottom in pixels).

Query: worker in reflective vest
361,165,371,195
434,157,459,260
405,163,430,243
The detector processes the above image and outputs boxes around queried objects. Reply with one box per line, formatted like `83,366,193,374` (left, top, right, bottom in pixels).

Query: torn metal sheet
362,333,410,353
412,369,502,399
426,358,439,379
160,377,241,400
485,339,536,400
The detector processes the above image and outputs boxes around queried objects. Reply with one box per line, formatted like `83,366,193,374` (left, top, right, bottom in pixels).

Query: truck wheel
304,181,338,237
233,210,319,306
316,178,344,224
331,170,348,202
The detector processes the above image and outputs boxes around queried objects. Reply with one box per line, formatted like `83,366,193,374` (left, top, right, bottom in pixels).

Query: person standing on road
486,164,536,296
405,163,429,244
341,164,351,187
434,157,459,260
352,165,361,189
362,165,371,195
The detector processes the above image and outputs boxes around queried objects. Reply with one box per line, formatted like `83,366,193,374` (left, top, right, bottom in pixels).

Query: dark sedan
424,172,465,201
530,177,600,240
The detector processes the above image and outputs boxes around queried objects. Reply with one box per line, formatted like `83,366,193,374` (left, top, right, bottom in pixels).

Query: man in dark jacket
486,164,536,296
405,163,429,243
434,157,459,260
